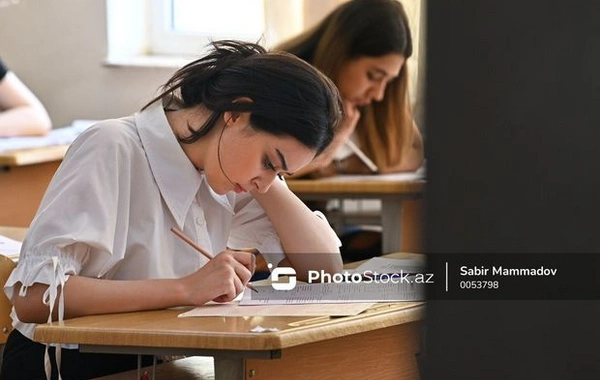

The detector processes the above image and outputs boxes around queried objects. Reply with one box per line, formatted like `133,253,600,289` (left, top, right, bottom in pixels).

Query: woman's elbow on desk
0,106,52,137
284,251,344,281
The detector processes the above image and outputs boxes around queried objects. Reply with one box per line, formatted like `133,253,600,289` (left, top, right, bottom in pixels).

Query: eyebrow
372,67,397,79
275,148,289,172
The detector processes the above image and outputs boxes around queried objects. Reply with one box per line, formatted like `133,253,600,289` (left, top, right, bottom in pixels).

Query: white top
5,103,288,340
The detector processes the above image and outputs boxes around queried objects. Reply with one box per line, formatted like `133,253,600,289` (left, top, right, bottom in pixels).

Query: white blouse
5,103,288,340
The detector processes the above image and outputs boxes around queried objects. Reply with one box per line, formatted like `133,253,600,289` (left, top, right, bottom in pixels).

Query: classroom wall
0,0,425,129
0,0,173,127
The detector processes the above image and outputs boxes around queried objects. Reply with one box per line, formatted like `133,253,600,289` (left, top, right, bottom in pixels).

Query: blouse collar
135,102,202,228
136,103,236,227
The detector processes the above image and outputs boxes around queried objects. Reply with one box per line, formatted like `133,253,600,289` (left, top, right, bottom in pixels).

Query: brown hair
275,0,417,170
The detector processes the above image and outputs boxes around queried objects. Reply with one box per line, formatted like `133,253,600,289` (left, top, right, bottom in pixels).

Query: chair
0,255,16,368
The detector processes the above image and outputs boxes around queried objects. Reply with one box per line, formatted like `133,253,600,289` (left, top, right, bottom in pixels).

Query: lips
234,183,246,193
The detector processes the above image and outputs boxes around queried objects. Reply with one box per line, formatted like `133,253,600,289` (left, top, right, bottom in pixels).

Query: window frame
149,0,268,57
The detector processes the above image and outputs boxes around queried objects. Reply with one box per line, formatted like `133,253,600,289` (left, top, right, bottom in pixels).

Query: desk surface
0,226,27,242
34,301,423,351
286,174,425,195
34,252,424,351
0,145,68,166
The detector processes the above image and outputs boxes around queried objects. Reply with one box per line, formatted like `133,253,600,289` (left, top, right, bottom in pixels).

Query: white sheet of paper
0,234,22,259
351,256,426,275
321,168,425,182
178,301,373,317
240,281,425,305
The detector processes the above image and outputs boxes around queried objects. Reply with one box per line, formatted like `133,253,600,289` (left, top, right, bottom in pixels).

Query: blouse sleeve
4,121,136,303
228,193,286,268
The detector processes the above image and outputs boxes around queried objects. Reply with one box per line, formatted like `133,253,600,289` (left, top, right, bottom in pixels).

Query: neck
166,107,220,170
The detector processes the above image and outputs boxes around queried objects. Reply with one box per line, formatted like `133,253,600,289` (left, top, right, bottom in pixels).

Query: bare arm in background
0,71,51,136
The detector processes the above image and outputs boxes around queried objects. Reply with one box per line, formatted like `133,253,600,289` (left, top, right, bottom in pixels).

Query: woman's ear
223,111,251,127
224,96,253,127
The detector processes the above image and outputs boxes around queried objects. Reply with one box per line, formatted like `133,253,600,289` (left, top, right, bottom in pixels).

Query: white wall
0,0,173,127
0,0,425,128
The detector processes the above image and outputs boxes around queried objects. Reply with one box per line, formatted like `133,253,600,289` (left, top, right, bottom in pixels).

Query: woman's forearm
12,276,187,323
0,72,52,136
252,179,343,276
0,106,52,136
11,249,256,323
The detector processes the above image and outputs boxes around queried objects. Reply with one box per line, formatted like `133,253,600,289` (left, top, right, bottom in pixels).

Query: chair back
0,256,16,344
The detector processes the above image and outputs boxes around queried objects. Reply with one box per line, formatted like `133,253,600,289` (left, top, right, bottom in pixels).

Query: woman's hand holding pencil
171,227,258,304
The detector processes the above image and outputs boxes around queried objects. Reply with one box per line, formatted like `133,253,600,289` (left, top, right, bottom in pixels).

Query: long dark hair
143,40,342,155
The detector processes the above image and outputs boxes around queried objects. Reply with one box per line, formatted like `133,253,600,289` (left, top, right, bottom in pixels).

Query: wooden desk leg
245,321,422,380
214,357,244,380
382,198,402,253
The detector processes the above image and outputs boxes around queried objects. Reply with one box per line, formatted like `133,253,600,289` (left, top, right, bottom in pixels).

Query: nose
372,81,387,102
252,172,278,193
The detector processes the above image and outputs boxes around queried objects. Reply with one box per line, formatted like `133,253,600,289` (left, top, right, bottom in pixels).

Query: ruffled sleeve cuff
5,245,82,302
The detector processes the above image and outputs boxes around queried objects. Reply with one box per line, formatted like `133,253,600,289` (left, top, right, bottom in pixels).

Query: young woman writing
1,40,343,380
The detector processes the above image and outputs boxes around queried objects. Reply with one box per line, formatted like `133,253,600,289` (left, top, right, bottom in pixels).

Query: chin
204,177,227,195
212,185,230,195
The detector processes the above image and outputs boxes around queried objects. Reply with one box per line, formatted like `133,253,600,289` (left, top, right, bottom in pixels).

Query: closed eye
367,71,385,82
264,157,284,180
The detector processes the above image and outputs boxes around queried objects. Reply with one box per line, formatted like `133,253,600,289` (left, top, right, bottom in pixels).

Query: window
151,0,267,56
106,0,306,66
106,0,423,107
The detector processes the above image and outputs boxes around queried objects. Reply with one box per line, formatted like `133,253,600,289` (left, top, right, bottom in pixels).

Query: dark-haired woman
1,40,343,380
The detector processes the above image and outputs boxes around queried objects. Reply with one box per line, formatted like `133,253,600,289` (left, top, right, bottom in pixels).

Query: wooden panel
0,161,60,227
401,198,424,253
246,321,422,380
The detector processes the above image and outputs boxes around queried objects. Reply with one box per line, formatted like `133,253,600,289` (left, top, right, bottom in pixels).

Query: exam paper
178,301,373,317
240,282,425,305
0,234,22,260
322,168,425,182
351,256,426,275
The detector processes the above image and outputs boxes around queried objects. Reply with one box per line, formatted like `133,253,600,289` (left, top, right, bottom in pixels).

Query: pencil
345,140,379,173
170,227,259,293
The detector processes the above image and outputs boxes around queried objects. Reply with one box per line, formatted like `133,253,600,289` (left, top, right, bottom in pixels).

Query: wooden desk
0,145,67,227
0,226,28,242
35,304,423,380
34,253,425,380
287,174,425,253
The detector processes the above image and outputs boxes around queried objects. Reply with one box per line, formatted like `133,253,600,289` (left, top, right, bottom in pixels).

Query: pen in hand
170,227,258,293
